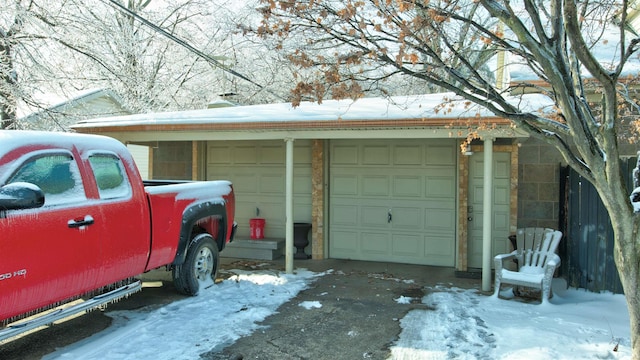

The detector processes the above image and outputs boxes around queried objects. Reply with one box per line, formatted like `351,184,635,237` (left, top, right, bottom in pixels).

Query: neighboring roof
20,89,130,130
507,14,640,81
72,93,544,142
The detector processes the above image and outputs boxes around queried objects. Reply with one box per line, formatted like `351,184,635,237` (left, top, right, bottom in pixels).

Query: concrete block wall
517,137,564,229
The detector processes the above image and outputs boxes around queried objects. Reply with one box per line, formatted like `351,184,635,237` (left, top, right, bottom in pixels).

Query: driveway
204,259,479,360
0,259,479,360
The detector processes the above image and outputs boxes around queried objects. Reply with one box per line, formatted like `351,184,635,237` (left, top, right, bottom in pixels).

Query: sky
40,266,631,360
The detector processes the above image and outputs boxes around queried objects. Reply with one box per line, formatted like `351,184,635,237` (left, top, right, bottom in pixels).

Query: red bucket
249,218,265,239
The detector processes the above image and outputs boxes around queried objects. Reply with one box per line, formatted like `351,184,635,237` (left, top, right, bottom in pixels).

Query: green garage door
206,140,312,239
329,139,457,266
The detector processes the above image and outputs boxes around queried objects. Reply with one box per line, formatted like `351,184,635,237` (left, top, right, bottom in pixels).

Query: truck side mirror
0,182,45,211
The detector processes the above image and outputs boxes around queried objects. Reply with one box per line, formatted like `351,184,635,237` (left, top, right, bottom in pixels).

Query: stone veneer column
311,139,324,259
457,142,469,271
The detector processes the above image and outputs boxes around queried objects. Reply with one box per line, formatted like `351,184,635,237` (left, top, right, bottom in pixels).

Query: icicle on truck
0,130,237,341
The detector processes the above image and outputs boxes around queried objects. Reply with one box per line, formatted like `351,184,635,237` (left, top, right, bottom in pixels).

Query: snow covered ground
43,268,630,360
390,284,630,359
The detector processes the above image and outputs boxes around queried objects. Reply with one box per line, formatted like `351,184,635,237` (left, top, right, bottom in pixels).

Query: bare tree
257,0,640,356
0,0,61,129
52,0,227,114
1,0,284,130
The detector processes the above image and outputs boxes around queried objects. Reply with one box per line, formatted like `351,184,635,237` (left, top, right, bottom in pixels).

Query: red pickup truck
0,130,236,340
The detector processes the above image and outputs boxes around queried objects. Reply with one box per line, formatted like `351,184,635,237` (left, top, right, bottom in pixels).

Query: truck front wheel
173,233,219,296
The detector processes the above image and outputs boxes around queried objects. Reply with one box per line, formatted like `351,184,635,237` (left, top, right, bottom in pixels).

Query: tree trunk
610,209,640,358
0,36,16,130
1,104,15,129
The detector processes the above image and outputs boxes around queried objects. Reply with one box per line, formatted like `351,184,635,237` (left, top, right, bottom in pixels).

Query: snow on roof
72,93,554,129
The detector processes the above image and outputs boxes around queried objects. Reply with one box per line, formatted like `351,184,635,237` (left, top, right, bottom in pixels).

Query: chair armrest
542,254,561,284
544,254,561,269
494,251,517,262
494,251,517,271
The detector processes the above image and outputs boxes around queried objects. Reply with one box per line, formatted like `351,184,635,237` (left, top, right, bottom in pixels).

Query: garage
329,139,457,266
73,94,526,275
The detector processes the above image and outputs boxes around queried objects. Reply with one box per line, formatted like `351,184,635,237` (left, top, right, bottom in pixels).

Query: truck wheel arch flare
174,201,229,266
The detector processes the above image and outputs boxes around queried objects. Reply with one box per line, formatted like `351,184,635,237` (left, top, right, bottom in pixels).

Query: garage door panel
259,174,284,193
393,176,421,197
394,145,422,165
363,145,390,165
333,145,358,165
235,146,258,163
261,146,284,164
361,232,389,255
331,231,358,252
294,193,312,221
361,206,390,228
230,174,258,192
424,235,454,257
208,146,231,164
392,234,423,257
362,175,389,196
294,173,312,194
426,176,456,197
294,145,312,164
425,208,455,230
332,175,358,195
255,200,284,219
391,207,422,229
332,204,359,226
426,145,455,165
423,198,455,209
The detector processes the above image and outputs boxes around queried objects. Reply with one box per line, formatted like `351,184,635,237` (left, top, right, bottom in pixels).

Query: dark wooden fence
559,158,637,294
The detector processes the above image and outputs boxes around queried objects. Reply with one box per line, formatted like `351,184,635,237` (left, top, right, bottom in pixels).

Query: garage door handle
388,210,392,223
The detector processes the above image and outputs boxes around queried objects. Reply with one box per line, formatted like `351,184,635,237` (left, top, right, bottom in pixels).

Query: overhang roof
72,93,547,142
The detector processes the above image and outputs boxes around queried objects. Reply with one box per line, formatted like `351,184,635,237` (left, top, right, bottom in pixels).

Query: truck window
88,154,132,199
7,154,86,206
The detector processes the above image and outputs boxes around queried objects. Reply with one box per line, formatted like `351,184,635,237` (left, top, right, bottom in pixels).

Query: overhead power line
103,0,283,100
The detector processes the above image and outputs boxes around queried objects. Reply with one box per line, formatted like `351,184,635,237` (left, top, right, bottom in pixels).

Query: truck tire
173,233,219,296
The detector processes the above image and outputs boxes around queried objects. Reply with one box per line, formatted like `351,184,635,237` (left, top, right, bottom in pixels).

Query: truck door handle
388,210,392,223
68,215,95,228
